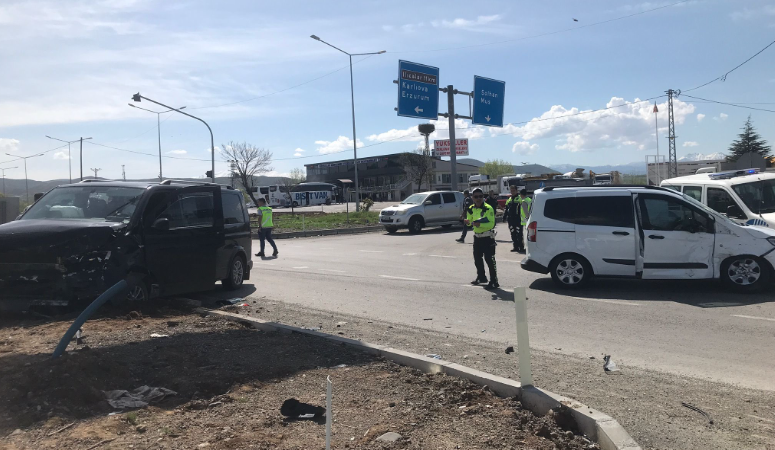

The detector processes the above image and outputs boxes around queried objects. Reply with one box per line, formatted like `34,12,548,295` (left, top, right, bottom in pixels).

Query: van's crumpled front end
0,220,137,311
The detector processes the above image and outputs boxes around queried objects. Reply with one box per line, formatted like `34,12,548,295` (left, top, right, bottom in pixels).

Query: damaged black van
0,180,253,311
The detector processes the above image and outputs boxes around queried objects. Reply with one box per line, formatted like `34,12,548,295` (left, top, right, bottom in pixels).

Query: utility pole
666,89,680,179
5,153,43,203
0,166,18,196
438,86,473,192
78,137,93,181
121,165,126,181
653,102,661,184
91,168,101,178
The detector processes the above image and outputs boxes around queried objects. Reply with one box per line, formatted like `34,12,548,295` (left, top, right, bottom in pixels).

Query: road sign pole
447,85,458,192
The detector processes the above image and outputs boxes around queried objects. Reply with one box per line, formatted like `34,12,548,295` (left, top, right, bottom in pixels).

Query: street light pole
131,94,215,182
128,103,186,180
77,137,93,181
46,135,81,183
6,153,43,203
310,35,385,211
0,166,18,196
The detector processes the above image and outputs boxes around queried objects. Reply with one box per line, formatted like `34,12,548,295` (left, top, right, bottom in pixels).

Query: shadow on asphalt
527,277,774,308
382,225,464,237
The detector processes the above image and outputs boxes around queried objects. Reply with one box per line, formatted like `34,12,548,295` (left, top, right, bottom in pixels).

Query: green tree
727,116,771,163
480,159,513,179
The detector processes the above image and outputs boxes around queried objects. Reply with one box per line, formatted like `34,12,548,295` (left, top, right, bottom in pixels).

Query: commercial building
305,152,480,201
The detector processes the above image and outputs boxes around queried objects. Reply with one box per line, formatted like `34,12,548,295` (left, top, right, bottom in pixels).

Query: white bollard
326,376,332,450
514,287,533,387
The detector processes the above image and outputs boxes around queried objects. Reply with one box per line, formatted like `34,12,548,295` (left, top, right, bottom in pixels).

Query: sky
1,0,774,181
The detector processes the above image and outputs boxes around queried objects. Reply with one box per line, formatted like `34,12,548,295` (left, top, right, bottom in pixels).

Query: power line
683,38,775,92
387,0,691,54
86,141,214,162
681,94,775,114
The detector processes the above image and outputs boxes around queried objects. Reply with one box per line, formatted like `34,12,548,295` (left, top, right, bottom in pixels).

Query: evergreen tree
727,115,771,162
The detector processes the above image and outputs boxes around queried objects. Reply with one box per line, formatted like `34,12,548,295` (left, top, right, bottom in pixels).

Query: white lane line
572,297,642,307
461,284,479,288
380,275,420,281
429,255,456,258
359,250,384,253
293,266,309,269
403,253,417,256
500,259,520,263
320,269,346,273
732,314,775,322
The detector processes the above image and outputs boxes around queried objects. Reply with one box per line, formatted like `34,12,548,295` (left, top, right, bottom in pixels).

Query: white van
520,186,775,292
661,169,775,228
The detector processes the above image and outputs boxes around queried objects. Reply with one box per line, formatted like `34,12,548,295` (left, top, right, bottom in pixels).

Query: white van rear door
637,193,714,279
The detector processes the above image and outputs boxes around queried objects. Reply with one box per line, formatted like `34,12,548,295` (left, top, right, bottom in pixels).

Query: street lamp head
132,93,142,102
377,50,386,54
179,106,187,110
310,35,320,41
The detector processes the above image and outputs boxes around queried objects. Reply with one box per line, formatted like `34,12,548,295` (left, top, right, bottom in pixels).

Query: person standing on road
255,198,279,258
518,189,532,252
465,188,499,289
456,190,473,243
486,190,499,212
503,184,521,252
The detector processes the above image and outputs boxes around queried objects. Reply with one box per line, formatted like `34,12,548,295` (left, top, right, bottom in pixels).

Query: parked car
661,168,775,228
520,185,775,292
0,180,253,311
379,191,464,234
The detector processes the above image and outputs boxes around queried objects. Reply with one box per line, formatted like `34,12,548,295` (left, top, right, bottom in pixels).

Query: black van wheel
721,256,770,293
223,255,246,290
549,254,591,289
120,273,148,304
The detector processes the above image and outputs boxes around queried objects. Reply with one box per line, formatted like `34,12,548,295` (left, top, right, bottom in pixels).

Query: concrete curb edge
201,308,641,450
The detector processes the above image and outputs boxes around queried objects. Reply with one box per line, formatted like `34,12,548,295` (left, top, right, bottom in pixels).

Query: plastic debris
280,398,325,419
216,298,244,306
505,346,514,354
150,333,169,338
104,386,177,409
603,355,619,372
682,402,714,425
426,354,442,360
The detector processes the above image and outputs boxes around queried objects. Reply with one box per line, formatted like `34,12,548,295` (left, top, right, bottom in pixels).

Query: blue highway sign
397,60,439,120
472,76,505,127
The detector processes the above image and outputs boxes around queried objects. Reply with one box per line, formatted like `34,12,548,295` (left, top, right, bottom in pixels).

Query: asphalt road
247,223,775,391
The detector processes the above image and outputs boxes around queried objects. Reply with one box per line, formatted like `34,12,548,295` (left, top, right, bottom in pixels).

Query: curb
251,225,384,239
201,309,641,450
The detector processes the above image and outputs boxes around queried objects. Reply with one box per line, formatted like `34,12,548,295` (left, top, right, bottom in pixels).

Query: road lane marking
403,253,417,256
500,259,520,263
380,275,420,281
320,269,346,273
293,266,309,269
572,297,641,307
732,314,775,322
360,250,384,253
429,255,456,258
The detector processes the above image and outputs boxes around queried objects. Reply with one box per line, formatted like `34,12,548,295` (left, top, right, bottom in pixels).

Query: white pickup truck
379,191,464,234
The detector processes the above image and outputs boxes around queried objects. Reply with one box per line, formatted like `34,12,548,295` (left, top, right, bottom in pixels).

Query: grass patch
125,411,138,425
253,211,380,232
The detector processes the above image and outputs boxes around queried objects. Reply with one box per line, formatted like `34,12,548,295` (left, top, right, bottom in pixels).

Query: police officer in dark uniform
503,184,521,252
456,190,473,243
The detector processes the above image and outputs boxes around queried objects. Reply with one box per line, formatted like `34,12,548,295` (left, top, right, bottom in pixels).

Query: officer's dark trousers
515,223,525,251
473,235,497,282
508,221,521,250
259,228,278,254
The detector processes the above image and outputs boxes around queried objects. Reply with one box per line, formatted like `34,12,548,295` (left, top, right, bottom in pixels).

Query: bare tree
400,149,434,192
220,141,273,207
280,167,306,213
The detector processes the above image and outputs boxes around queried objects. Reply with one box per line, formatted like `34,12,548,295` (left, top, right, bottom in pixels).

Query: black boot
484,280,500,290
470,277,488,285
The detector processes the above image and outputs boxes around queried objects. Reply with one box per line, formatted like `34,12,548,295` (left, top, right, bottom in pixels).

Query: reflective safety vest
466,203,496,234
258,206,274,228
519,197,532,225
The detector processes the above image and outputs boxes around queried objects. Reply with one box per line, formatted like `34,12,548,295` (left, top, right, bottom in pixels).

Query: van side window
707,188,738,215
159,192,214,229
639,196,711,233
683,186,702,202
222,193,246,225
544,197,633,227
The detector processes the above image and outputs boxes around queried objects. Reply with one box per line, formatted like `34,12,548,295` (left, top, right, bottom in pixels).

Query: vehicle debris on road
104,385,177,410
603,355,619,372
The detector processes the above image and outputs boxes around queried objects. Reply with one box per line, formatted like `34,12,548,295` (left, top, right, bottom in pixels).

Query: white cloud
293,147,305,157
367,119,486,145
431,15,501,30
206,146,221,153
53,151,70,160
0,138,20,154
512,141,539,155
683,141,699,147
315,136,363,155
713,113,728,121
697,113,705,122
731,6,775,21
491,96,695,153
167,149,187,155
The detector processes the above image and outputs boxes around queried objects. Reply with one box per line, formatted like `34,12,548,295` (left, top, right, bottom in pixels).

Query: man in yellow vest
255,198,278,257
465,188,499,289
518,189,532,253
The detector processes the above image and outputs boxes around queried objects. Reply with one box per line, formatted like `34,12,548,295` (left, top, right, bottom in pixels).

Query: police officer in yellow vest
518,189,532,252
503,184,521,252
255,198,278,257
465,188,499,289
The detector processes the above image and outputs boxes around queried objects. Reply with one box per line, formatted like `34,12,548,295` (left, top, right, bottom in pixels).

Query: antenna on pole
91,168,101,179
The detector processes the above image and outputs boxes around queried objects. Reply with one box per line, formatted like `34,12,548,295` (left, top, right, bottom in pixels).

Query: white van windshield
732,179,775,214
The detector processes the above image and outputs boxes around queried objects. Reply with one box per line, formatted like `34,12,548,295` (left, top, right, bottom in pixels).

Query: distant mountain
678,152,726,162
549,161,647,175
